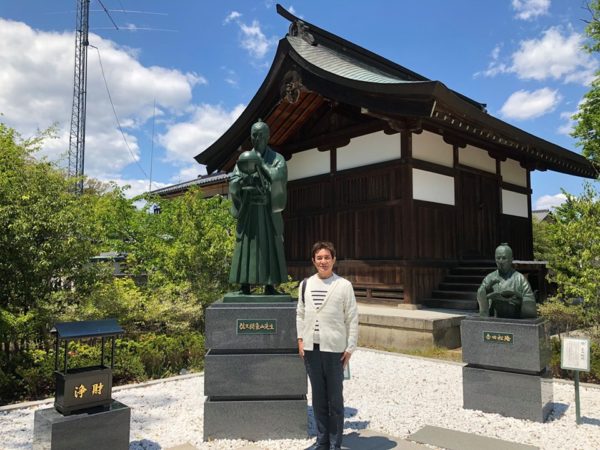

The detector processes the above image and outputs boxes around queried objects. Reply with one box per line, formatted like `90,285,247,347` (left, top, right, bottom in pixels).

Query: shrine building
157,5,596,309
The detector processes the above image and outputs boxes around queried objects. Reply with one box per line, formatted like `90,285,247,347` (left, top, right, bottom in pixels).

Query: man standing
296,241,358,450
477,243,537,318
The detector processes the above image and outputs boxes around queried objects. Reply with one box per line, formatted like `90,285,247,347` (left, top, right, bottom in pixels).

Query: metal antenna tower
68,0,90,194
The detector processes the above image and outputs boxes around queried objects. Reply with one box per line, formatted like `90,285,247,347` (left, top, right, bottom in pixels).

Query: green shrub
539,297,585,336
0,331,205,405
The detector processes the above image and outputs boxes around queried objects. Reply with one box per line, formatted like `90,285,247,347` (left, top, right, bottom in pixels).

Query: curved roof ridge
275,4,486,111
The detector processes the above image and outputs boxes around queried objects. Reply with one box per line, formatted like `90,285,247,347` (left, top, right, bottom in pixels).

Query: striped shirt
310,275,335,344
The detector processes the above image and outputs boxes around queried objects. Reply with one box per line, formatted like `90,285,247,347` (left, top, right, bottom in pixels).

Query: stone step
431,289,477,300
438,282,480,292
356,297,404,307
445,274,484,284
421,298,478,310
450,266,495,276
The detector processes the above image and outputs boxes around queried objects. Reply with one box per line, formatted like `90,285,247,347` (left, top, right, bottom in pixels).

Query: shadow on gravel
345,407,358,417
582,416,600,426
129,438,161,449
548,402,569,420
339,431,397,450
344,420,369,431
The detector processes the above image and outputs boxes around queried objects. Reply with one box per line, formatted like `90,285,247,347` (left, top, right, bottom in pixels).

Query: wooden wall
282,130,535,304
284,160,404,263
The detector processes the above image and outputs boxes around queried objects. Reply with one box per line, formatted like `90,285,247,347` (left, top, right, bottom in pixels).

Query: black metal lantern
50,319,123,415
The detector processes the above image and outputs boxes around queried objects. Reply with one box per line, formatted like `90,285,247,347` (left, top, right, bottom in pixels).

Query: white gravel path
1,348,599,450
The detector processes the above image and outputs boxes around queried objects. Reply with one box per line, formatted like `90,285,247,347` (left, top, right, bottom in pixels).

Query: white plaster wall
412,130,453,167
502,189,529,218
459,144,496,173
287,148,330,181
412,168,455,206
501,158,527,187
336,131,401,171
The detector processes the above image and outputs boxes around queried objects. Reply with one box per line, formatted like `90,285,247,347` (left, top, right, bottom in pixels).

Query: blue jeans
304,344,344,449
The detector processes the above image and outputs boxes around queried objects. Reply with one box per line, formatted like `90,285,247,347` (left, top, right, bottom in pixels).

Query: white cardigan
296,273,359,353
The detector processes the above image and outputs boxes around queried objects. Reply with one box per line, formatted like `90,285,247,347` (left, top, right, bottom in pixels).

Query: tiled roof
287,35,408,84
150,172,228,196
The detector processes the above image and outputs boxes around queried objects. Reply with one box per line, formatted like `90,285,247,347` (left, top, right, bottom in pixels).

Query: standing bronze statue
228,119,288,295
477,243,537,319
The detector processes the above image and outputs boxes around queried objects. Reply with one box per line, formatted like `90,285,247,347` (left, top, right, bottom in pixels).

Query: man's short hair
311,241,336,259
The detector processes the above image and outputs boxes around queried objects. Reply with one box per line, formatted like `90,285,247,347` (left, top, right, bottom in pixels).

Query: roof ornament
281,70,304,104
289,19,316,45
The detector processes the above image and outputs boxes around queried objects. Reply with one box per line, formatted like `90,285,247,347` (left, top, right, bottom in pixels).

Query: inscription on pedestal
483,331,514,344
237,319,277,334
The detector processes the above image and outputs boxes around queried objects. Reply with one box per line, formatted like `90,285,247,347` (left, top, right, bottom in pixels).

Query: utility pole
68,0,90,194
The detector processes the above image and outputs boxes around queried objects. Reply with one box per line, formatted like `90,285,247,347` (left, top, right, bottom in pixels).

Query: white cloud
175,165,205,182
557,110,577,135
224,11,242,25
475,44,509,78
224,13,277,59
159,103,245,166
0,18,202,180
477,27,598,85
500,88,561,120
512,0,550,21
535,193,567,209
511,28,598,84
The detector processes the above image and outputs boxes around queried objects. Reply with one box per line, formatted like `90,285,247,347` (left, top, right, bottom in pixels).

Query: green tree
572,0,600,171
0,124,98,357
127,189,236,330
542,183,600,328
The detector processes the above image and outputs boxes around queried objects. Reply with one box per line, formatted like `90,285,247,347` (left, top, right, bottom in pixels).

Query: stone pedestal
33,400,130,450
203,299,307,440
461,316,553,422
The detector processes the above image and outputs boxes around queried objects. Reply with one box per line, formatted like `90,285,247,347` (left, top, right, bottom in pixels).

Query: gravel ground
1,348,599,450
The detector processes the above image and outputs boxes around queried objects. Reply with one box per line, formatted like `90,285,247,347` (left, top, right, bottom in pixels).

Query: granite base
33,400,130,450
205,300,298,350
203,398,307,440
461,316,550,372
463,366,553,422
205,351,306,398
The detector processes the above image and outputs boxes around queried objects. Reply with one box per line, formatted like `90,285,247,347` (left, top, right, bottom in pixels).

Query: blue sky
0,0,597,207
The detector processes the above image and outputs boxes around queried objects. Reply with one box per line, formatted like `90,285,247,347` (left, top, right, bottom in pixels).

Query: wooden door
458,170,499,259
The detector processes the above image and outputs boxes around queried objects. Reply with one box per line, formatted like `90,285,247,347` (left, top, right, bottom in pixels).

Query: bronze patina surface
228,120,288,297
476,243,537,319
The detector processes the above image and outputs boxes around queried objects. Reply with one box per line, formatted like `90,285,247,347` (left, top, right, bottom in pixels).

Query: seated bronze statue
476,243,537,319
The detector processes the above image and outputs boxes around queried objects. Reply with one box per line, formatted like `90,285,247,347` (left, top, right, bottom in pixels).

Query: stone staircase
421,261,496,311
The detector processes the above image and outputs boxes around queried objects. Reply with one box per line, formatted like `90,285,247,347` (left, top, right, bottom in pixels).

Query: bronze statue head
250,120,270,155
495,243,513,275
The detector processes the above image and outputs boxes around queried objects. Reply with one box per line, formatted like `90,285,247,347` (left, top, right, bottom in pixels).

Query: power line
149,98,156,192
95,0,119,29
91,44,148,180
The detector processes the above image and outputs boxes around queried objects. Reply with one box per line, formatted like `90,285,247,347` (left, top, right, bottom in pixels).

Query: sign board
483,331,514,344
561,337,590,371
236,319,277,335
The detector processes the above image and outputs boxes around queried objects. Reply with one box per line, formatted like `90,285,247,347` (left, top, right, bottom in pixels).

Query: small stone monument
203,120,307,441
33,319,131,450
462,244,553,422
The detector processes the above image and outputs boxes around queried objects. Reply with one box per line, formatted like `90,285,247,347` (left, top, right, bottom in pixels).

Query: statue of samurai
228,119,288,295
